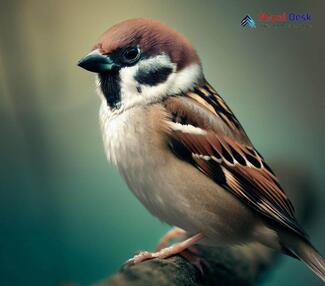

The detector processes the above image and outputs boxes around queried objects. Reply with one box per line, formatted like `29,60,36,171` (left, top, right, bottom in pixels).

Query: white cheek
119,54,176,106
119,65,140,103
168,63,202,94
139,71,176,98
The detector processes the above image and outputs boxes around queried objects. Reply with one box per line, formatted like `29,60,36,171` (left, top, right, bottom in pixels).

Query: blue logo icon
241,15,256,28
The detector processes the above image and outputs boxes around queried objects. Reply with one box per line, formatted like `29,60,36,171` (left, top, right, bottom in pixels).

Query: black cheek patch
134,66,173,86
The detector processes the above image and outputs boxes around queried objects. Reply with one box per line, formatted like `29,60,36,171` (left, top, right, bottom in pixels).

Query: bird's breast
99,103,174,214
99,103,168,168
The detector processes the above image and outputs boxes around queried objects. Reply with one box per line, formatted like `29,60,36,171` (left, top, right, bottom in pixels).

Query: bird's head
78,18,203,111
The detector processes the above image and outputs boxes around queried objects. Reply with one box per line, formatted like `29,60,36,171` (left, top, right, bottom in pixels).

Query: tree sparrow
78,18,325,281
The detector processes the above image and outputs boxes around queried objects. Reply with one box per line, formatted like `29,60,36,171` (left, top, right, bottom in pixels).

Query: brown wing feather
164,86,307,238
195,82,249,139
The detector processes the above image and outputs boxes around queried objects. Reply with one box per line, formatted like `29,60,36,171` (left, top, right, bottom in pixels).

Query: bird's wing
163,81,307,238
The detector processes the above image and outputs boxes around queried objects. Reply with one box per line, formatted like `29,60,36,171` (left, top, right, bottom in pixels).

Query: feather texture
164,81,307,239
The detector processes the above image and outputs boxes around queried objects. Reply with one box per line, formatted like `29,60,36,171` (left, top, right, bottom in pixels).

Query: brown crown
93,18,199,70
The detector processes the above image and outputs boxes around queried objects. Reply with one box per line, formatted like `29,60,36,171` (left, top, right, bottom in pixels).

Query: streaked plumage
164,85,303,237
78,18,325,281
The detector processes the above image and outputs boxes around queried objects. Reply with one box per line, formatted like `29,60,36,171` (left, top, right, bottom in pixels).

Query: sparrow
78,18,325,281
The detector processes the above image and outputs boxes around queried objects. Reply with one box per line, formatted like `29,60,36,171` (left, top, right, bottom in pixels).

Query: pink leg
156,227,187,251
127,233,204,265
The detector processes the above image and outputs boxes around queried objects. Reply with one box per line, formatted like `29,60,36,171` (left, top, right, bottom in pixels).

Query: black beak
78,51,115,73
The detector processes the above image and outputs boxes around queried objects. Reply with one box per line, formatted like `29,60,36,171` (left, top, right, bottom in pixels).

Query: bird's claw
127,251,156,265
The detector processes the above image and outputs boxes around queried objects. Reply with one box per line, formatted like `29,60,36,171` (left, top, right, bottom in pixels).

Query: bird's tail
281,233,325,282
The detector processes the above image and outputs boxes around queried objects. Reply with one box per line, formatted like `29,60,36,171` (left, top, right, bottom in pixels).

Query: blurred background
0,0,324,285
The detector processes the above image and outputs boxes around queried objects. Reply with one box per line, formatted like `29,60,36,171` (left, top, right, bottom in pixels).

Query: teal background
0,0,324,285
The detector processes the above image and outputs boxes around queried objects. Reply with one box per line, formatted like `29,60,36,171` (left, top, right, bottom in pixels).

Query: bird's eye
121,47,141,65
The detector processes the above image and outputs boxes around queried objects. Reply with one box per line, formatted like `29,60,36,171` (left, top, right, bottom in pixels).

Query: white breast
99,102,140,167
99,103,175,216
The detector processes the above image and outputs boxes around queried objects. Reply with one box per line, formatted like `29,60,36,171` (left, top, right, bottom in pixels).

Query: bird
78,18,325,281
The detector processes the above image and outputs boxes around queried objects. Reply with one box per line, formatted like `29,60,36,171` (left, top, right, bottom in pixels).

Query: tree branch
93,162,316,286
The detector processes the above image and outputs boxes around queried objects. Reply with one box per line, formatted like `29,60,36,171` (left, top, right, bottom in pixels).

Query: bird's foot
127,250,157,265
127,233,203,265
156,227,187,251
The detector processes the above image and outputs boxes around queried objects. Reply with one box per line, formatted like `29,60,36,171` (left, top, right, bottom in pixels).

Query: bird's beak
78,49,115,73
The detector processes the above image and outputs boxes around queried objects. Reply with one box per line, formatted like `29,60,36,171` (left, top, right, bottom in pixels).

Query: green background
0,0,324,285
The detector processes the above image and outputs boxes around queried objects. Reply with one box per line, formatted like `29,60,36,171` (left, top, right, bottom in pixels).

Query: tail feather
281,233,325,282
294,243,325,282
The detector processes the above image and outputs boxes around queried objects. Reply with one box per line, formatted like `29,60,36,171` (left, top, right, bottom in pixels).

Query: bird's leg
156,228,208,273
127,233,204,265
156,227,187,251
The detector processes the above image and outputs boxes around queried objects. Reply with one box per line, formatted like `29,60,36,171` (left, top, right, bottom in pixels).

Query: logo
241,12,312,29
258,12,311,22
241,15,256,28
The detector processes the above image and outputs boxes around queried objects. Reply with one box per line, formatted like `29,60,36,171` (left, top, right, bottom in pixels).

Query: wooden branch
93,163,315,286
